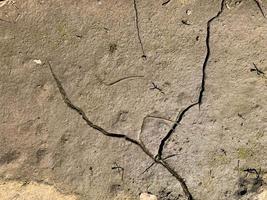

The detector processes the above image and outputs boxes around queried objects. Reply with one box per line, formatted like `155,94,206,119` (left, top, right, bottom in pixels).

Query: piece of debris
140,193,157,200
33,59,42,65
243,168,260,179
97,75,144,86
111,162,124,181
181,20,191,25
186,9,192,15
162,0,171,6
254,0,266,18
236,167,264,197
150,82,165,94
109,43,117,53
238,113,245,120
250,63,265,75
220,148,227,155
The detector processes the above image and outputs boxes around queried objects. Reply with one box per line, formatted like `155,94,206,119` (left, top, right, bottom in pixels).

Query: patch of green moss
237,147,254,159
209,155,231,167
57,22,67,37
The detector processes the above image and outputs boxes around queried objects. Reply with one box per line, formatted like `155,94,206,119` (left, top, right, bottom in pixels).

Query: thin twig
162,0,171,6
251,63,265,75
150,82,165,94
96,75,144,86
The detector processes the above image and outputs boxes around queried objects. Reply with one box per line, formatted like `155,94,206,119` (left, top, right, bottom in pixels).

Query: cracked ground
0,0,267,200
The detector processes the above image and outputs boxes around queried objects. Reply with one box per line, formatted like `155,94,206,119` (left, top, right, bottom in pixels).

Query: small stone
186,9,192,15
257,188,267,200
140,193,157,200
33,59,42,65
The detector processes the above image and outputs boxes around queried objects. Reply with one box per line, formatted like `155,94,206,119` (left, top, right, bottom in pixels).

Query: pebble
140,193,157,200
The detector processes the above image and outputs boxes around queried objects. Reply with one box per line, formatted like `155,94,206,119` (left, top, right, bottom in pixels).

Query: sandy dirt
0,0,266,199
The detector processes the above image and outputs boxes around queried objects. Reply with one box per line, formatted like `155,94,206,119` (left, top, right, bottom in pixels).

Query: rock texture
0,180,77,200
140,193,157,200
0,0,266,200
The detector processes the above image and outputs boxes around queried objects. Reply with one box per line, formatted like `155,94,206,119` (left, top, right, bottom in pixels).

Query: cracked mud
0,0,267,200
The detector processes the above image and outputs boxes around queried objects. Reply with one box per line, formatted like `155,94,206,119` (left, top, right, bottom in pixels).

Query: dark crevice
157,0,226,159
48,62,140,145
48,61,194,200
157,103,198,158
254,0,266,18
47,1,226,199
133,0,146,59
198,0,225,106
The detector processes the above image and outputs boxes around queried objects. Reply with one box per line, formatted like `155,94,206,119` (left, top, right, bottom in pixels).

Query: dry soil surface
0,0,267,200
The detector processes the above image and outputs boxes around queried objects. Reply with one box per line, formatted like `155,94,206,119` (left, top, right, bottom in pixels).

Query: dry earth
0,0,267,200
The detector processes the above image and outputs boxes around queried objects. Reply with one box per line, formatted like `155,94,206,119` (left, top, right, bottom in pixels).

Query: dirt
0,0,266,200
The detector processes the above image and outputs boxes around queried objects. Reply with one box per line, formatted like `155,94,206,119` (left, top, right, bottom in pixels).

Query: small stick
141,154,177,175
112,162,124,181
162,0,171,6
251,63,265,75
150,82,165,94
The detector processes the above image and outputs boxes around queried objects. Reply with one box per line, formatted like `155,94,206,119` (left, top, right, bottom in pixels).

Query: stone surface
0,0,266,200
140,193,157,200
0,180,77,200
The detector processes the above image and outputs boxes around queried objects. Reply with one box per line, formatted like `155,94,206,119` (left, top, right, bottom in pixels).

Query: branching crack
48,61,194,200
156,0,226,159
47,2,226,199
133,0,146,59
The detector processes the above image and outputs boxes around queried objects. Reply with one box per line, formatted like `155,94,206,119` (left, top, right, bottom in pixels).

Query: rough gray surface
0,0,267,200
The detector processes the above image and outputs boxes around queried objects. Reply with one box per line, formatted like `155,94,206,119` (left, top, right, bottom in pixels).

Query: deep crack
254,0,266,18
46,2,226,199
47,61,194,200
198,0,225,106
157,103,198,158
157,0,226,159
133,0,146,59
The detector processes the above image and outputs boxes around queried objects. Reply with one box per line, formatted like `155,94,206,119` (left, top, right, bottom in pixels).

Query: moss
237,147,254,159
57,22,67,37
209,155,231,166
